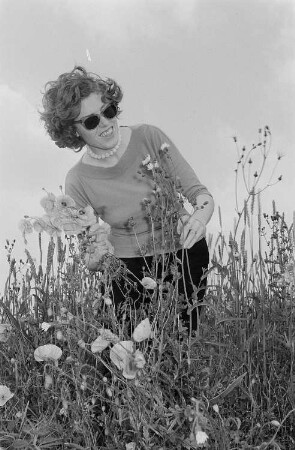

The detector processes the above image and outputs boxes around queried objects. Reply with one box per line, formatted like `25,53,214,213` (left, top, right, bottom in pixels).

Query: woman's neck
82,127,132,167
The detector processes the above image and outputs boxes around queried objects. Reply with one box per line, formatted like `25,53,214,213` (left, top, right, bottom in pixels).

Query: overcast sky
0,0,294,291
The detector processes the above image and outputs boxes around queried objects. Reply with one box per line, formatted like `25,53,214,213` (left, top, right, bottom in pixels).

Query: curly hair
39,66,123,151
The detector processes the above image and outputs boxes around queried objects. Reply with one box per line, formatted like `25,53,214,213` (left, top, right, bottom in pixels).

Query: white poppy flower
91,335,110,353
110,341,146,379
110,341,135,379
132,318,152,342
195,430,209,444
141,277,157,290
40,193,56,215
40,322,51,332
91,329,119,353
18,218,33,235
34,344,62,362
0,385,14,406
125,443,136,450
55,194,76,211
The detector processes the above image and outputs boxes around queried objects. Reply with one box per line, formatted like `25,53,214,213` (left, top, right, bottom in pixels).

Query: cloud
0,84,78,189
0,84,43,141
62,0,198,43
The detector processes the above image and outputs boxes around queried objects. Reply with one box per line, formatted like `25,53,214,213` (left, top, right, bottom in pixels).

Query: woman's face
74,92,120,150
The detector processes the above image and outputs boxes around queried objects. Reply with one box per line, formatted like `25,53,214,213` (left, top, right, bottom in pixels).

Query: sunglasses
74,103,119,130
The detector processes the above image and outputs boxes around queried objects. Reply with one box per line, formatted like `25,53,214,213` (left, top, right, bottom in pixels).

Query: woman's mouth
100,126,113,137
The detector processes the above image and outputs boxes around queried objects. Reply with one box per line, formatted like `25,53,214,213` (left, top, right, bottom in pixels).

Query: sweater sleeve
145,125,213,205
65,169,90,210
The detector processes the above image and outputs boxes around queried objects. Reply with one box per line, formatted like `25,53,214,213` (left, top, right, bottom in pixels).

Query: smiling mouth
100,126,113,137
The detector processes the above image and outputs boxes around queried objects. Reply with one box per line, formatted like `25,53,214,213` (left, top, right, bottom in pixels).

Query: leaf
11,439,31,449
216,317,247,325
209,372,247,405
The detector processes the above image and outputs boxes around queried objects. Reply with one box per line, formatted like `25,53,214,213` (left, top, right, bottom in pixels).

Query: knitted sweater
65,124,212,257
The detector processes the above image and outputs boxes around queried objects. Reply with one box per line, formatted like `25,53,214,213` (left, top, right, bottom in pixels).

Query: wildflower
132,318,152,342
77,205,97,227
19,218,33,242
85,238,115,268
110,341,146,380
40,322,52,332
160,142,170,151
0,323,11,342
270,420,280,427
55,217,83,235
212,404,219,414
62,399,68,410
35,215,62,237
133,350,146,368
0,385,14,406
106,387,112,397
80,375,87,391
89,218,111,236
56,330,64,340
142,154,151,166
195,430,209,444
147,162,154,170
15,411,23,419
91,329,119,353
60,399,69,416
44,374,53,389
126,443,136,450
34,344,62,362
65,356,74,363
282,263,294,284
40,192,56,215
78,339,86,349
55,194,76,211
104,296,112,306
141,277,157,290
33,217,49,233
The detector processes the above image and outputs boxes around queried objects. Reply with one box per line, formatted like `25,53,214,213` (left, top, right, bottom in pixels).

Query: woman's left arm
177,193,214,249
149,125,215,248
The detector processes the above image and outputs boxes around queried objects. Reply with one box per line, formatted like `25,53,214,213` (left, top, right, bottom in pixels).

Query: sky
0,0,294,292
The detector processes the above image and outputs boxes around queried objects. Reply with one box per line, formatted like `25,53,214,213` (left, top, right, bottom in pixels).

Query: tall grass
0,127,294,449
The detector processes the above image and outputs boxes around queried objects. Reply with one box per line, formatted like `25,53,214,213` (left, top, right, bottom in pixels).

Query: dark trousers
111,238,209,330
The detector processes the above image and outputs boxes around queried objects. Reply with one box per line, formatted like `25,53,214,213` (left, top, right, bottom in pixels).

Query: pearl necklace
86,130,122,160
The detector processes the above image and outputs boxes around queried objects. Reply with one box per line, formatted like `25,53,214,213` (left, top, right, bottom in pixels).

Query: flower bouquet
18,188,114,269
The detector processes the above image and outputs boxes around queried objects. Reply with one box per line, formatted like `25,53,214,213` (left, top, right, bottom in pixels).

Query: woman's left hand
177,214,206,249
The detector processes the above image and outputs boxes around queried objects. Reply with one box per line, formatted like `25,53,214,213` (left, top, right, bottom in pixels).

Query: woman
40,66,214,330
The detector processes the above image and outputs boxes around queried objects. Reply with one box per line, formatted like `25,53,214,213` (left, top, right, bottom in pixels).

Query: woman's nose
99,115,110,127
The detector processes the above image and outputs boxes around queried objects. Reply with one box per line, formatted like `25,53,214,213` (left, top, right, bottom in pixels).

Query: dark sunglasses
74,103,119,130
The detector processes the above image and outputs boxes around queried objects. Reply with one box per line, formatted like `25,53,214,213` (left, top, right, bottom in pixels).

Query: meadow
0,127,294,449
